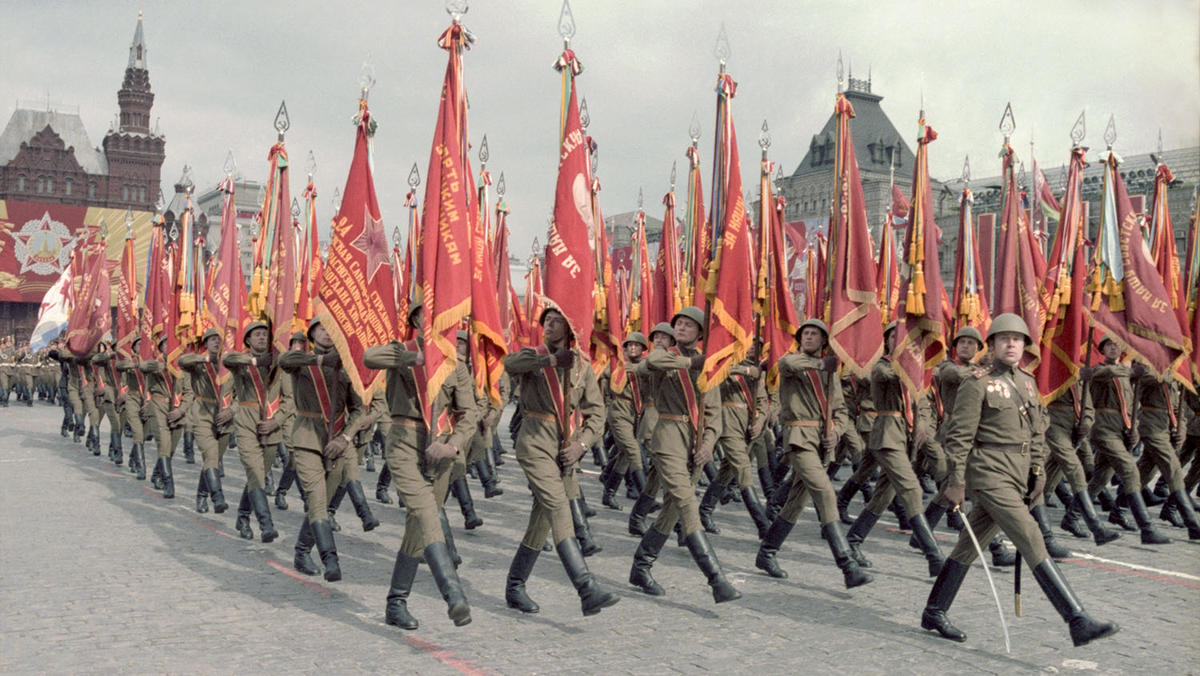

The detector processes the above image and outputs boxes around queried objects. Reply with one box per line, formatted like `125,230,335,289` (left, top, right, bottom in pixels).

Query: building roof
791,81,916,180
0,107,109,175
128,12,147,70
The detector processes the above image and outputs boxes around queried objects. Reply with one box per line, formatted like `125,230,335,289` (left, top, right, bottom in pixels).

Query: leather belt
524,411,557,422
875,411,905,418
784,420,820,428
645,401,656,407
1096,408,1125,415
390,416,425,429
295,410,323,419
659,413,689,422
977,441,1031,453
239,401,260,408
722,401,747,408
196,395,217,404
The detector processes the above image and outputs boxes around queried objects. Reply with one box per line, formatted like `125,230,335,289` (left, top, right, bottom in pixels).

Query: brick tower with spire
101,10,165,210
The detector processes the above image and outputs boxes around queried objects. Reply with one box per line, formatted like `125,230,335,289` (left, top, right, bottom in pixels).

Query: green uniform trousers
776,443,839,525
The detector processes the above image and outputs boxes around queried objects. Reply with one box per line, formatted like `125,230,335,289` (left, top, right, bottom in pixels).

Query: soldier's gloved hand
1077,421,1092,439
822,355,840,373
820,431,838,456
1026,468,1047,501
215,408,235,426
116,394,126,407
1171,427,1185,451
318,350,342,371
693,440,715,468
424,440,457,463
257,418,280,436
1123,427,1139,449
912,425,929,451
1130,362,1147,378
1077,366,1093,381
743,365,761,379
689,354,705,371
749,418,765,440
552,347,575,370
943,483,966,509
322,434,350,460
482,409,501,430
167,408,184,425
558,441,586,470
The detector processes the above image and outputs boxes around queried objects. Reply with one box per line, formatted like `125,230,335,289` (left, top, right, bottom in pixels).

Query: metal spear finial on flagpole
181,165,195,195
125,207,134,235
1018,162,1027,193
759,119,771,160
274,101,290,143
637,187,644,212
579,98,590,130
479,134,489,169
291,198,301,222
1070,110,1086,146
359,54,376,101
392,225,401,249
670,161,677,192
775,164,783,191
714,23,730,74
497,172,506,197
837,51,844,94
446,0,468,23
689,111,701,146
962,155,971,187
1103,115,1117,150
558,0,576,48
999,102,1015,143
223,150,237,179
155,189,165,214
306,151,317,181
408,163,421,190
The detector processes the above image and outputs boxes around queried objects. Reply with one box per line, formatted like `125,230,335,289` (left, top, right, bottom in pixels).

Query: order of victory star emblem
11,211,75,275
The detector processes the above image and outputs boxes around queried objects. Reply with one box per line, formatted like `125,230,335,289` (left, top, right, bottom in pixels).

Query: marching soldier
272,332,306,511
364,302,476,629
754,318,873,589
115,337,149,480
1084,337,1170,544
599,332,648,510
625,322,672,536
698,343,771,539
177,329,235,514
222,321,284,543
834,375,878,525
845,321,944,576
279,319,364,582
447,331,484,530
140,336,182,498
92,341,125,465
628,306,741,604
502,308,619,617
1131,365,1200,539
921,314,1118,647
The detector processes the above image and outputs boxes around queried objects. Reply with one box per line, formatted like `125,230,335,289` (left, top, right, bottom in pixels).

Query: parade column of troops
7,2,1200,649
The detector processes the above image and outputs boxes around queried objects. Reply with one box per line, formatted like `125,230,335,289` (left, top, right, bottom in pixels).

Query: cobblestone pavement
1,402,1197,675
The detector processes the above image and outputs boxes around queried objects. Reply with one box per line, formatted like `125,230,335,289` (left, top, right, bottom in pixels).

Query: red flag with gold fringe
249,141,297,352
951,183,990,338
115,226,138,359
629,211,653,333
66,233,111,356
765,195,799,392
825,94,883,375
876,185,905,325
1185,200,1200,381
993,143,1045,366
1146,163,1193,391
652,190,682,328
893,121,947,395
139,216,171,362
699,73,754,392
295,179,322,331
469,164,508,406
207,178,249,360
315,98,397,400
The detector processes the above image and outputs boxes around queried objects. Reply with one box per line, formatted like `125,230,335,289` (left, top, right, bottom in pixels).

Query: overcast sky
5,0,1198,258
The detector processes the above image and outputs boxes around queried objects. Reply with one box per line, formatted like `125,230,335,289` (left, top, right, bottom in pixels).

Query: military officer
921,314,1118,647
628,306,741,604
502,307,619,617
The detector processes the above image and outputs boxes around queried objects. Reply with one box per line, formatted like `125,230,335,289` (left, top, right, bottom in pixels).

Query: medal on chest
986,379,1012,399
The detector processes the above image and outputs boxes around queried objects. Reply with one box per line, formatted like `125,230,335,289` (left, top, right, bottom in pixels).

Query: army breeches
100,401,120,432
514,424,576,548
449,447,468,482
750,428,772,469
293,447,346,523
1136,432,1184,492
649,420,704,538
608,409,643,474
1182,435,1200,491
847,448,878,484
121,400,145,444
948,481,1049,568
148,401,182,458
81,385,99,425
1043,422,1089,494
715,432,754,490
777,444,839,525
387,431,450,558
67,382,83,416
640,464,662,498
466,431,487,465
234,429,276,491
1087,434,1140,495
193,420,228,470
914,439,947,482
864,447,924,516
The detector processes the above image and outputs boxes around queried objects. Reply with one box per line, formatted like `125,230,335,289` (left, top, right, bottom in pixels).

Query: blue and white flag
29,264,72,351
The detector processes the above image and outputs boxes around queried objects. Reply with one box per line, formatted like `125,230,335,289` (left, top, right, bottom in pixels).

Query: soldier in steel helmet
626,322,673,536
178,328,235,514
599,331,649,510
921,313,1118,647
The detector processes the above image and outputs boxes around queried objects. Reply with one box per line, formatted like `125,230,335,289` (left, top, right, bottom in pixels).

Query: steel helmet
623,331,649,349
649,322,675,341
953,326,984,349
986,313,1032,345
671,306,706,332
243,320,269,343
795,318,829,342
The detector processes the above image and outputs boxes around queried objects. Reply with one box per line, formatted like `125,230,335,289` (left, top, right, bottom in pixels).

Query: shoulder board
971,366,991,379
1018,366,1036,378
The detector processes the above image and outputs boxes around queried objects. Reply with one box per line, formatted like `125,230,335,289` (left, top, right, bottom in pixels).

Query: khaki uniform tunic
774,352,850,524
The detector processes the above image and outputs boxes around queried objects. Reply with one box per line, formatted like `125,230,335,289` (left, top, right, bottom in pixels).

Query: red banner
1037,146,1088,402
765,196,799,392
295,180,322,330
591,179,625,390
1146,163,1193,391
826,94,883,375
543,49,596,349
469,166,508,406
139,217,170,361
115,229,138,359
652,191,682,328
951,185,990,338
208,178,249,369
893,122,947,395
686,144,710,307
994,144,1046,366
66,235,111,356
316,99,397,400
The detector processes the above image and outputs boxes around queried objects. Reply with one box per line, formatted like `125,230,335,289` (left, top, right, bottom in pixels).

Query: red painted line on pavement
1062,558,1200,589
402,634,494,676
185,514,237,539
264,557,331,596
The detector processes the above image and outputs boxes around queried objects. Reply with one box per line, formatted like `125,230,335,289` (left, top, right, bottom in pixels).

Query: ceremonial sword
955,506,1011,654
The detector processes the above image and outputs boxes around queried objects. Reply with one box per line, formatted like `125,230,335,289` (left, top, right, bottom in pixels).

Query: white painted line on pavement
0,457,37,462
1067,551,1200,582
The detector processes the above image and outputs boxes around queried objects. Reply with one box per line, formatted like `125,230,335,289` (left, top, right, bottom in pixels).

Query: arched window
37,177,44,193
17,176,25,192
139,187,146,202
88,182,96,198
47,178,54,193
123,186,129,201
65,179,73,196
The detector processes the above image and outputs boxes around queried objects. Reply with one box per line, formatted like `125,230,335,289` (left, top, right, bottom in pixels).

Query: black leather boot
249,487,278,543
1170,489,1200,540
161,457,175,499
766,474,790,522
376,464,394,503
1159,497,1184,528
131,444,146,480
910,500,948,549
889,497,912,530
571,499,602,556
1031,504,1071,559
195,473,210,513
755,517,794,579
88,426,101,455
345,480,379,531
628,491,658,537
425,542,472,626
202,468,228,514
742,486,772,539
1054,480,1074,513
698,480,726,534
629,526,669,595
1141,486,1165,507
1106,489,1138,531
275,466,295,510
909,513,945,576
988,536,1017,566
235,487,254,539
328,485,347,532
845,509,879,568
836,478,860,525
110,430,123,465
921,558,969,642
557,538,619,616
1031,558,1119,646
579,492,597,518
310,519,341,581
757,465,775,499
450,477,482,530
1127,489,1171,544
439,510,462,567
182,431,195,464
1074,492,1120,545
475,460,504,498
1060,497,1091,538
505,544,541,613
601,466,624,510
72,414,84,443
684,530,741,603
150,457,164,489
384,551,420,629
824,521,874,588
293,520,319,576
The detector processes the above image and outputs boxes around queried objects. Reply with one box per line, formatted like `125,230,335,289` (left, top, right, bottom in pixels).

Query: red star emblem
350,210,390,281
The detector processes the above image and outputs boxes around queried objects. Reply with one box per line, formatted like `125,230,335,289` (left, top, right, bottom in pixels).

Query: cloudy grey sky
5,0,1198,258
